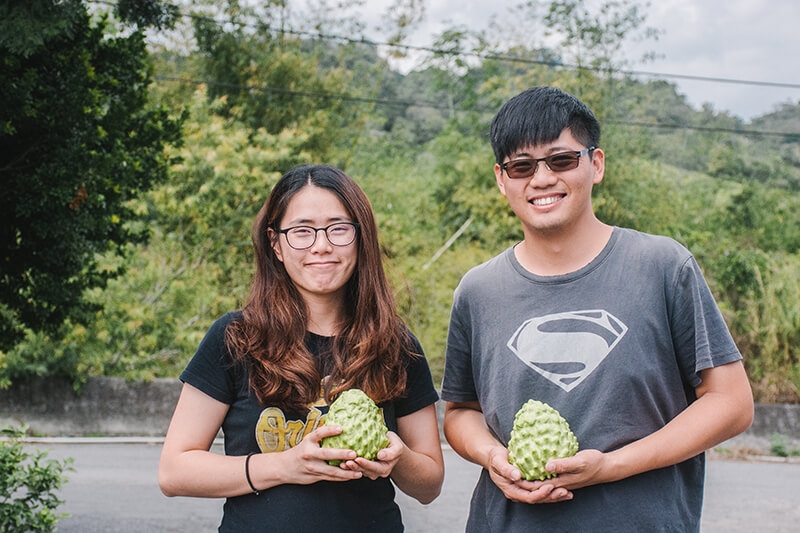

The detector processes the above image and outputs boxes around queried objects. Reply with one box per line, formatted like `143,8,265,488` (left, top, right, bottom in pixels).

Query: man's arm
443,400,573,503
545,360,754,489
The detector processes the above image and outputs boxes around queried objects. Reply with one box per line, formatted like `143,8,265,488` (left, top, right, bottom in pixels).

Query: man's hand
445,401,572,504
486,444,573,504
541,449,609,491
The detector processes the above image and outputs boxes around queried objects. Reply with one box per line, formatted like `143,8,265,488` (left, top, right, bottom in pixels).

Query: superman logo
507,310,628,392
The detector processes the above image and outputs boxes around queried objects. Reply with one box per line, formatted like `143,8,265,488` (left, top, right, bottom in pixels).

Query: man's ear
591,148,605,185
494,163,507,198
267,228,283,262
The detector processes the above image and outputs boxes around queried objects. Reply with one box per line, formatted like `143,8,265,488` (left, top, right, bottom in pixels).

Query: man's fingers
491,457,522,482
545,458,568,475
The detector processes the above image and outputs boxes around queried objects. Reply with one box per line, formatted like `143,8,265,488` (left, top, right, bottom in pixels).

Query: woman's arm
390,404,445,504
158,383,363,498
342,404,445,504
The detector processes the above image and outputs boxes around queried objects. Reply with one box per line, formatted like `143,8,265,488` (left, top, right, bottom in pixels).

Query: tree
0,0,183,353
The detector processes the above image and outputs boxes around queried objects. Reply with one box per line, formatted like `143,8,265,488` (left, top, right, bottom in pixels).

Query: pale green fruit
321,388,390,466
507,399,579,481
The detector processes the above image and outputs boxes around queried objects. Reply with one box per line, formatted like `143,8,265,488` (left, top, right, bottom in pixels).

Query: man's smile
529,194,565,207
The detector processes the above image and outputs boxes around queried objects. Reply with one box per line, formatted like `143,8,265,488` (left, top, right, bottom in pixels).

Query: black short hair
490,86,601,164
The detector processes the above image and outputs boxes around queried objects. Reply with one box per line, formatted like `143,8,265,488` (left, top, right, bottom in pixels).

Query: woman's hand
337,404,445,505
276,424,365,485
338,431,405,480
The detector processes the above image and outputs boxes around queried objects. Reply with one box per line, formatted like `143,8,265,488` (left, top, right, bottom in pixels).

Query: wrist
245,452,261,495
246,451,286,492
602,448,633,483
480,442,506,470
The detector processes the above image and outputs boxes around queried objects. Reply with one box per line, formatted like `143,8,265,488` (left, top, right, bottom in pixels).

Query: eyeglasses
277,222,359,250
500,147,596,179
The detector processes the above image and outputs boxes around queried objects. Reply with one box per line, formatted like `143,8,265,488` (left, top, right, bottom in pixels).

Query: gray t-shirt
441,227,742,532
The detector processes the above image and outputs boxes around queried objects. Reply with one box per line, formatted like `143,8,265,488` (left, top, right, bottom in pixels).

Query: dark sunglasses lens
506,160,535,178
547,153,580,171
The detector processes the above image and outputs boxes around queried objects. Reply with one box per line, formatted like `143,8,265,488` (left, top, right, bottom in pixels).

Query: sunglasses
501,147,596,179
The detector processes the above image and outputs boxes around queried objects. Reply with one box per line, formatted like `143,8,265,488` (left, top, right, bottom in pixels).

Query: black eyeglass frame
277,222,360,250
500,147,596,179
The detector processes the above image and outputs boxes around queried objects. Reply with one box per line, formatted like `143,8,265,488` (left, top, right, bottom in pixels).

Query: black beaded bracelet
245,452,260,495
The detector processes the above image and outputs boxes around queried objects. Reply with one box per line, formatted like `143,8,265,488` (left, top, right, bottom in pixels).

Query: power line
155,75,450,110
90,0,800,91
604,119,800,138
156,75,800,139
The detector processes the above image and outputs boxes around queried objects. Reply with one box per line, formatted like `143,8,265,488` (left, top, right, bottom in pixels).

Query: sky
354,0,800,122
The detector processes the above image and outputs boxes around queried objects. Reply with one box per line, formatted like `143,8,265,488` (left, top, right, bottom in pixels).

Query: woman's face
270,185,358,304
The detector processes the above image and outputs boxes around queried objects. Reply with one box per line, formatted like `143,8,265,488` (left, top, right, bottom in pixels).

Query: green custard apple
507,399,579,481
321,388,390,466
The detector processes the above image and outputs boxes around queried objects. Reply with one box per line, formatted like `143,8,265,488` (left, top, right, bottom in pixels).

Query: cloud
623,0,800,118
359,0,800,120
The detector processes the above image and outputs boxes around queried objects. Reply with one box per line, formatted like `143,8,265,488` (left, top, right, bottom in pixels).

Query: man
441,86,753,531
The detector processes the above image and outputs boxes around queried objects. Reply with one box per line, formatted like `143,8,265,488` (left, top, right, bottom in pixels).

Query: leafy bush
0,426,72,533
769,433,800,458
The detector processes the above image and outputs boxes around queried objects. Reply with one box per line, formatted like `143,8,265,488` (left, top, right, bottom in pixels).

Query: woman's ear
267,228,283,262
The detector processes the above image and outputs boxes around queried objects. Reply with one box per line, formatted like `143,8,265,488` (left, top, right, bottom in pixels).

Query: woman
158,165,444,532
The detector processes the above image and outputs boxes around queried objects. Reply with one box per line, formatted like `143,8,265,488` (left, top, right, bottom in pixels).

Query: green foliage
750,101,800,139
542,0,658,70
719,251,800,403
0,1,83,57
429,126,520,245
190,6,360,160
0,88,312,382
79,91,303,378
115,0,179,30
347,134,502,377
3,0,799,402
0,426,73,533
769,433,800,457
0,1,184,353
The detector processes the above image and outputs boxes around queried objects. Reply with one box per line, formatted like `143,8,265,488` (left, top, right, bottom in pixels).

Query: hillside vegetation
2,0,798,403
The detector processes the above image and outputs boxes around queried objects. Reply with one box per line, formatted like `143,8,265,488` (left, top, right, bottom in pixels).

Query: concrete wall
0,377,180,437
1,377,798,442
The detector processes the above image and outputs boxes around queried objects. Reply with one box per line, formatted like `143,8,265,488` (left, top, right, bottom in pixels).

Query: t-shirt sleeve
179,312,240,404
440,282,478,403
670,255,742,389
394,331,439,418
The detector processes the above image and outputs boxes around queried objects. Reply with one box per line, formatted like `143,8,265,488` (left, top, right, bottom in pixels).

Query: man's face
494,128,604,238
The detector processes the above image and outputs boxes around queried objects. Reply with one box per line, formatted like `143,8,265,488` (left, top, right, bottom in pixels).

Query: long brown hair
225,164,413,413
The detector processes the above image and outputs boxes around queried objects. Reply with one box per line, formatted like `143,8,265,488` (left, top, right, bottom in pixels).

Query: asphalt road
30,441,800,532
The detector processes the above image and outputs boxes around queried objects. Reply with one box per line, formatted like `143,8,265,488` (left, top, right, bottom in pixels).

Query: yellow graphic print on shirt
255,392,328,453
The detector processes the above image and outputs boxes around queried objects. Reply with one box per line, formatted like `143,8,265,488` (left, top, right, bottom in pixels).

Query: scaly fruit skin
321,389,390,466
507,399,579,481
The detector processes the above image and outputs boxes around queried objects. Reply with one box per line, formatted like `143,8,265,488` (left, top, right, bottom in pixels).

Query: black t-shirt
180,311,439,532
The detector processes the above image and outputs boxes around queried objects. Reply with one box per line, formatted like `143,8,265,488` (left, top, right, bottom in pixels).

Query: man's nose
528,161,558,185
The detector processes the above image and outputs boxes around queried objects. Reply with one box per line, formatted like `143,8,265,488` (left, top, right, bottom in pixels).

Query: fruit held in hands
321,389,390,466
507,399,579,480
